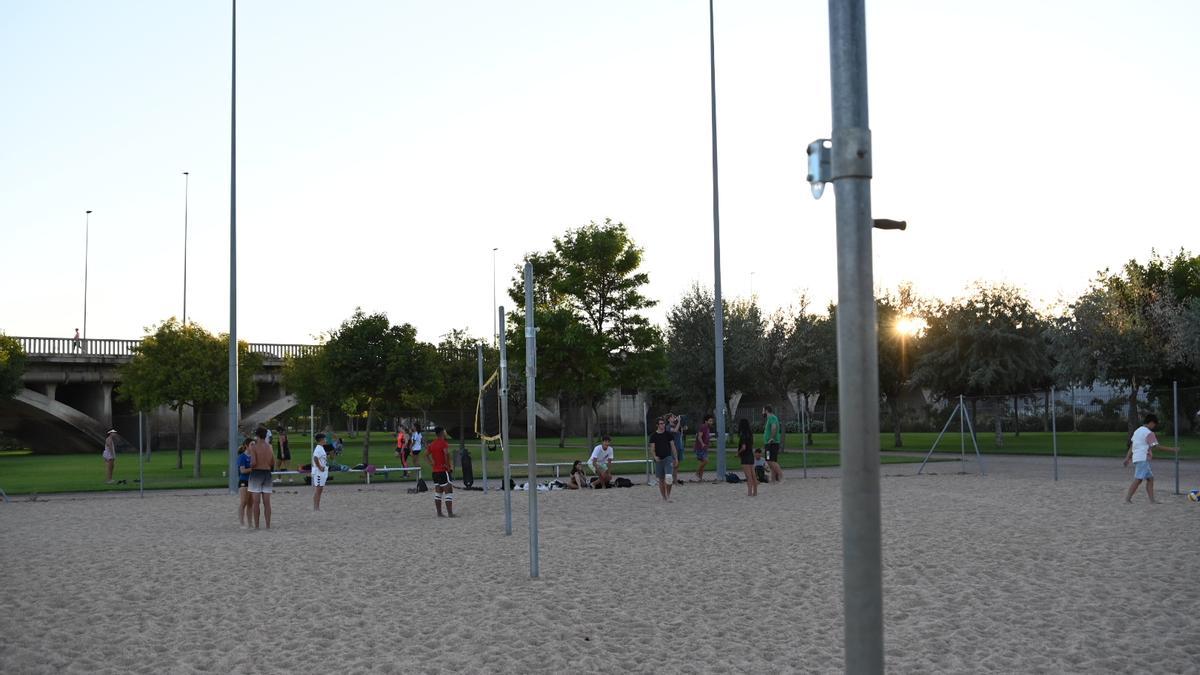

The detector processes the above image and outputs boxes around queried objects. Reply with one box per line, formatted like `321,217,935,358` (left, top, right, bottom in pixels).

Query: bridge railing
15,336,142,356
13,336,318,359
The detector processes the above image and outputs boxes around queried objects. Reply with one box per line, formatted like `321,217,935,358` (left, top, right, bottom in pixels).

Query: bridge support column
42,383,58,401
98,383,113,428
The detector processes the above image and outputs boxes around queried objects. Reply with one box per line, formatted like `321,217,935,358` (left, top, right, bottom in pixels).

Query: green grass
0,432,934,496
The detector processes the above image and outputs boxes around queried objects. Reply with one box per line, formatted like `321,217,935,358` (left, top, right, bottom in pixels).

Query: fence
13,336,317,361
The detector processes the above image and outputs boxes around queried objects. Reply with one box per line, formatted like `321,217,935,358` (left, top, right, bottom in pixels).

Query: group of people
233,425,460,527
394,424,424,468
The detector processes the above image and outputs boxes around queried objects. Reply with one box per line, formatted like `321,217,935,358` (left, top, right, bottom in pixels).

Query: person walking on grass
649,417,679,501
246,427,275,529
425,427,455,517
1123,414,1179,504
311,432,330,510
237,437,253,526
590,435,615,488
762,406,783,484
102,429,118,484
693,414,713,482
736,418,758,497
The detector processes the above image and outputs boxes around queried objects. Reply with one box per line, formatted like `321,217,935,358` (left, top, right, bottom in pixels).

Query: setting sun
894,316,926,337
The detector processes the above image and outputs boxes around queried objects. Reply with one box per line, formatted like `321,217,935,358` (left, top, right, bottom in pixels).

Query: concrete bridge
1,336,316,453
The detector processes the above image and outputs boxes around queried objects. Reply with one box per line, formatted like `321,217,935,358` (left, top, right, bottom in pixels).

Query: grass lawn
0,434,935,495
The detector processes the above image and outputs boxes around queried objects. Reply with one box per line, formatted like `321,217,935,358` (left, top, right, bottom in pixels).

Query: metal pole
959,394,966,473
1051,386,1058,481
226,0,239,495
917,402,959,475
499,307,512,535
139,411,145,498
478,344,488,493
524,263,539,578
182,171,189,325
492,247,498,344
83,210,91,353
643,402,650,485
709,0,728,480
828,0,883,670
801,400,808,479
1173,380,1180,495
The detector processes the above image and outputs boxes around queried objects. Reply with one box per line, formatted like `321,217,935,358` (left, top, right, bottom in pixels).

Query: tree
724,298,768,421
665,284,717,414
0,334,27,400
913,284,1048,445
320,309,442,466
432,330,493,446
508,219,665,447
120,319,259,477
877,285,922,448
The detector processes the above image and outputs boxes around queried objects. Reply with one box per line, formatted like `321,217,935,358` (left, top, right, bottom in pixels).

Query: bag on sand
416,478,429,492
725,473,741,483
614,477,633,488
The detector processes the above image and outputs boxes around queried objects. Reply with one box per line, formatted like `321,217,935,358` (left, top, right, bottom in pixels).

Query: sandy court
1,457,1197,674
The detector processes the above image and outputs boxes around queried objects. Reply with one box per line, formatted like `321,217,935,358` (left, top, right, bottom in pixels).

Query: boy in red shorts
425,427,455,517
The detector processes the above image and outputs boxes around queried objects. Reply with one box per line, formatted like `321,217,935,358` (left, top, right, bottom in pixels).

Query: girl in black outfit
737,418,758,497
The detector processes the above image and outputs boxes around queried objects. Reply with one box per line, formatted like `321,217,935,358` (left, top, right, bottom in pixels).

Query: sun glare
894,316,926,337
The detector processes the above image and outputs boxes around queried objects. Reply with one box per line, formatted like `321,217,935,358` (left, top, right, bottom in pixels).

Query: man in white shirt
312,433,330,510
589,435,615,489
410,429,424,462
1123,414,1179,504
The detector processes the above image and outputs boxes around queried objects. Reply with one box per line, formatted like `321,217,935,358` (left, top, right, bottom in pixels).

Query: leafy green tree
121,319,260,477
781,302,837,443
508,219,664,447
665,284,716,414
724,298,768,420
321,310,442,465
877,285,922,448
914,284,1049,445
431,330,496,446
0,334,27,400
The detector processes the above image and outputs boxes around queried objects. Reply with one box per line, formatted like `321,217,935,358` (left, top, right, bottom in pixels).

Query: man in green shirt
762,406,783,483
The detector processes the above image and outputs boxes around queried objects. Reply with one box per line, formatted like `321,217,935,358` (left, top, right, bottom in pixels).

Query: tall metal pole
1173,380,1180,495
642,402,650,485
226,0,239,494
182,171,189,325
138,411,145,498
83,210,92,353
708,0,728,480
310,404,314,448
1051,386,1058,481
478,344,488,493
524,262,539,578
499,307,512,535
492,247,499,344
828,0,883,670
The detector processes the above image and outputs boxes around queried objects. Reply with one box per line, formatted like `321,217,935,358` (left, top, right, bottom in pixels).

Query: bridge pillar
98,383,113,428
42,383,58,401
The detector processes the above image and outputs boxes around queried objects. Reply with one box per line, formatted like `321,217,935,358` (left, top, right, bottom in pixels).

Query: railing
13,336,318,360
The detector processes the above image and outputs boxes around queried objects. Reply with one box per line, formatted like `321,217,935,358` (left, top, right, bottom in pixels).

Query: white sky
2,0,1197,344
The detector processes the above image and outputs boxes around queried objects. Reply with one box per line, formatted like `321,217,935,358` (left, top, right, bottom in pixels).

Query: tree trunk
808,394,816,446
1127,378,1139,437
1071,387,1078,432
192,406,202,479
558,395,568,448
994,407,1004,448
1043,389,1050,433
890,398,903,448
1013,394,1021,437
585,407,595,453
362,404,373,467
176,406,184,469
821,395,829,435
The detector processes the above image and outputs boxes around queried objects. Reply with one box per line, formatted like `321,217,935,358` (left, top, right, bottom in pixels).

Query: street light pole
83,210,92,353
708,0,728,479
182,171,189,325
492,247,499,344
226,0,239,494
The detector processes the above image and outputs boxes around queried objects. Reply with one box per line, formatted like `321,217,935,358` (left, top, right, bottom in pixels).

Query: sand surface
1,456,1197,674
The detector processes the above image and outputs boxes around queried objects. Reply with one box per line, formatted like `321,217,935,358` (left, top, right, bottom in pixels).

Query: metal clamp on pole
831,126,872,179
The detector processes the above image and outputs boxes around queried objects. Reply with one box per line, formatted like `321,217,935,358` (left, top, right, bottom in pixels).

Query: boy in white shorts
312,432,330,511
1123,414,1179,504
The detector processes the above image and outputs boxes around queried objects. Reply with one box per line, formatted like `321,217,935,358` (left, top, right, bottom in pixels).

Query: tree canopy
0,334,27,400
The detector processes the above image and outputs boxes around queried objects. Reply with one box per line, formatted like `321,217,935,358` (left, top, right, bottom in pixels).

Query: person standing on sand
668,413,684,469
102,429,118,484
425,427,455,517
1123,414,1179,504
736,418,757,497
762,406,783,484
311,432,329,511
246,427,275,529
410,427,424,463
276,428,292,481
237,437,253,526
693,414,712,482
649,417,679,501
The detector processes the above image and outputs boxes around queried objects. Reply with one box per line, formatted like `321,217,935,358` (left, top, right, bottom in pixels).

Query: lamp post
182,171,189,325
492,247,499,344
82,209,93,353
708,0,728,479
227,0,239,494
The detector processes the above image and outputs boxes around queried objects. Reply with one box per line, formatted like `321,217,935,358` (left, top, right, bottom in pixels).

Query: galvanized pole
226,0,239,495
708,0,728,480
182,171,189,325
309,405,314,448
1051,386,1058,481
524,263,539,578
83,210,92,353
828,0,884,670
1173,380,1180,495
959,395,966,473
643,402,650,485
478,344,488,493
499,307,512,535
801,401,808,479
138,411,145,498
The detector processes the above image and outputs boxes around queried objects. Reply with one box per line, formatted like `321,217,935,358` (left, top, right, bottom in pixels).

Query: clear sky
2,0,1197,344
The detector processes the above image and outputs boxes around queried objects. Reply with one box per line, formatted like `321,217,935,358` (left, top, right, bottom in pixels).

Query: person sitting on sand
564,461,588,489
237,437,253,526
589,435,615,489
753,448,768,485
1123,414,1179,504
